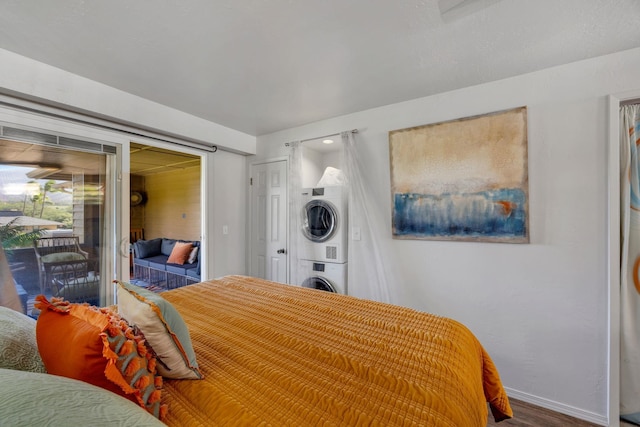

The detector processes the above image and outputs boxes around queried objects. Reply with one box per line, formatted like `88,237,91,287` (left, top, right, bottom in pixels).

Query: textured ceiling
0,0,638,136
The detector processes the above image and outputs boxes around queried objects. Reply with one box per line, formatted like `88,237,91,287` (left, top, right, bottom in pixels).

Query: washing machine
300,186,348,263
298,259,347,294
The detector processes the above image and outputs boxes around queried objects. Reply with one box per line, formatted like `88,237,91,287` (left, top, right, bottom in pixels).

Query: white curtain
620,104,640,423
342,131,395,304
288,141,303,286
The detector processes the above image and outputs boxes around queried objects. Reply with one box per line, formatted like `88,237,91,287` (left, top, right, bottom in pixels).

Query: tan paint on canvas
390,108,527,195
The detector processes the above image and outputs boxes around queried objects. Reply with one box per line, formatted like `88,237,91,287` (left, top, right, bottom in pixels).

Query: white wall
252,47,640,424
301,146,324,188
0,48,257,154
209,149,247,278
302,145,345,188
322,149,343,172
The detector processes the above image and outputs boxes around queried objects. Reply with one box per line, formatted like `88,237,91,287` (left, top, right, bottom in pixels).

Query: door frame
126,136,210,281
0,100,214,305
248,156,289,282
0,106,128,306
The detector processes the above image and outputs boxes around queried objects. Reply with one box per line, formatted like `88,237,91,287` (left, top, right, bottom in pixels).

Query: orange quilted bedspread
160,275,512,426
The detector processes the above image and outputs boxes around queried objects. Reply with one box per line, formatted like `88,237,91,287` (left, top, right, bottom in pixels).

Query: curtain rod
621,98,640,106
284,129,358,147
0,95,219,153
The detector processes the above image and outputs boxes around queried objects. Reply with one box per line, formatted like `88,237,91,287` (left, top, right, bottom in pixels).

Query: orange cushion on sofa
34,296,167,420
167,242,193,265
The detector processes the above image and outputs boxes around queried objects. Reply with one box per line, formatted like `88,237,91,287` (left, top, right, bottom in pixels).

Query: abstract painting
389,106,529,243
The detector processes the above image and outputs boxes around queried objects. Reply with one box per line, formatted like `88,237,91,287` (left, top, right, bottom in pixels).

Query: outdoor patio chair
33,236,88,293
45,258,99,305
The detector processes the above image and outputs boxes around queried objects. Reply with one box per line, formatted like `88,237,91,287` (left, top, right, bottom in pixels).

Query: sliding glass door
0,128,117,314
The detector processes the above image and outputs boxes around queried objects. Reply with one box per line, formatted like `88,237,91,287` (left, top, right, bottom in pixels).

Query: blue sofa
132,238,201,288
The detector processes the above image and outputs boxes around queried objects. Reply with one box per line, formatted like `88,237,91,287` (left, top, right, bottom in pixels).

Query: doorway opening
128,142,203,290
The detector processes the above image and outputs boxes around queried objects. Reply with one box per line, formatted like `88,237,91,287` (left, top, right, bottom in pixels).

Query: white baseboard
505,387,609,426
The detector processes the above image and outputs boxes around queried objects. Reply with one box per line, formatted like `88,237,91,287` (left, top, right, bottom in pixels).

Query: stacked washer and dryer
298,186,348,294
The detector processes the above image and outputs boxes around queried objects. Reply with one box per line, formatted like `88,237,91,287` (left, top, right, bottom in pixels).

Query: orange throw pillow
167,242,193,265
35,296,167,420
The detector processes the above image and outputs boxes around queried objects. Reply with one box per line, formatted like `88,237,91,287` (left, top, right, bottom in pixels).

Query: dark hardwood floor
486,399,602,427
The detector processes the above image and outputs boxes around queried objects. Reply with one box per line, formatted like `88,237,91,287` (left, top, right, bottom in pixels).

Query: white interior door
249,160,288,283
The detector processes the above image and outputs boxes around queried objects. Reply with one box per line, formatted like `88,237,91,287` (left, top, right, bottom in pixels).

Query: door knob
277,249,287,254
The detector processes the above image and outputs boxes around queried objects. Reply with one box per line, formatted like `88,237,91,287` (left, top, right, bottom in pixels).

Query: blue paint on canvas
393,188,527,239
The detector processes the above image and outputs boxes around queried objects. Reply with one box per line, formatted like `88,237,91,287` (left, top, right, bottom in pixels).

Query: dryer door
301,199,338,242
302,276,337,293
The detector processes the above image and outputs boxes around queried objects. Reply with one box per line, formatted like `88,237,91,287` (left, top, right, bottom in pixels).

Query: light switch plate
352,227,361,241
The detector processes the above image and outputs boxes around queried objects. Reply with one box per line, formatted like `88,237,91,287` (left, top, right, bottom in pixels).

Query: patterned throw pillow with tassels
35,295,168,420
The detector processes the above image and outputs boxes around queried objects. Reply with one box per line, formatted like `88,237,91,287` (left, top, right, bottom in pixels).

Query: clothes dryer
300,186,348,263
298,259,347,294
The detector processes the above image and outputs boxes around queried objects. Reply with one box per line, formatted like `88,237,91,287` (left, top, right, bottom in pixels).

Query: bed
0,274,512,426
159,275,512,426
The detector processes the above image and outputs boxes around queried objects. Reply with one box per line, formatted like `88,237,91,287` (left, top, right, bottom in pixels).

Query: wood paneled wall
142,166,201,241
130,174,146,230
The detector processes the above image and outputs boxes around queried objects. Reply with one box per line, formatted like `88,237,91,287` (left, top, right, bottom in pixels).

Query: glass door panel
0,136,113,314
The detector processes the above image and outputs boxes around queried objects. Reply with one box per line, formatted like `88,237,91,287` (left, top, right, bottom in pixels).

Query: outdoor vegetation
0,218,44,250
0,180,72,227
0,175,73,251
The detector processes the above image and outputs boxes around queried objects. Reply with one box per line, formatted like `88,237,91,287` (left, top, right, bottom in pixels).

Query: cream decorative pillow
0,246,22,312
116,281,202,380
187,246,199,264
0,306,46,373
